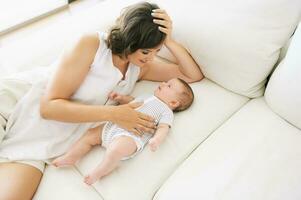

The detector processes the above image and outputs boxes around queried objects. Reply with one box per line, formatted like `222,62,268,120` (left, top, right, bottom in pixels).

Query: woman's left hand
152,9,173,44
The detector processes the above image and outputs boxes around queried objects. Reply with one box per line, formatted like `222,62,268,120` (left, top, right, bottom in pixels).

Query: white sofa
0,0,300,199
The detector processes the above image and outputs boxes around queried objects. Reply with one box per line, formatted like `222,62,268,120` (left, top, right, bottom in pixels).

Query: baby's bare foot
84,174,100,185
52,155,77,167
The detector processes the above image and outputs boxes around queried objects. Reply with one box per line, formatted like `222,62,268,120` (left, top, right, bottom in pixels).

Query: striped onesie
101,95,174,160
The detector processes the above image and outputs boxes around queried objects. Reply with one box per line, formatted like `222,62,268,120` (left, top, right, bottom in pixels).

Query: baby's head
154,78,194,112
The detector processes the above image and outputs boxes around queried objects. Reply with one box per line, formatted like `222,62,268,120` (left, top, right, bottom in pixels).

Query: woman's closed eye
142,50,149,55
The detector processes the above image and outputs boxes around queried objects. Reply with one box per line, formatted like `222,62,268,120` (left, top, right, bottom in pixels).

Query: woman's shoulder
76,32,100,51
64,32,102,64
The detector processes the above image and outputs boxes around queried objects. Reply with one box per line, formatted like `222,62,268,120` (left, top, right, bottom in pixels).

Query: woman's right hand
110,102,157,136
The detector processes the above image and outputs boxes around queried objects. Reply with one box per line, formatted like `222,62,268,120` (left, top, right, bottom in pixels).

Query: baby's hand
108,92,124,104
149,138,160,152
108,91,118,100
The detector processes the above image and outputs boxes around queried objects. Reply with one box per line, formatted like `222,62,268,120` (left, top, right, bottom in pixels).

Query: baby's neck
154,94,174,111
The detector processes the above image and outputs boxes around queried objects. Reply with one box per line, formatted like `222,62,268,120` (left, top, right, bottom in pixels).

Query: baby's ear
169,100,180,109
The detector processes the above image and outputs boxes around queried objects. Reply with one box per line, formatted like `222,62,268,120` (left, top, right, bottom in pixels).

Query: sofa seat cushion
33,166,103,200
265,23,301,129
69,79,249,200
154,98,301,200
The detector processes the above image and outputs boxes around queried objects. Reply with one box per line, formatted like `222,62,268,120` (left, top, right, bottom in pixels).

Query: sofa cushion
2,0,300,97
154,98,301,200
32,79,248,200
154,0,301,98
0,0,137,77
66,79,248,200
33,166,103,200
265,23,301,129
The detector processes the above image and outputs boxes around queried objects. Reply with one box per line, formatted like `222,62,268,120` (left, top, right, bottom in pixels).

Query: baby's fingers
149,140,157,152
108,92,117,100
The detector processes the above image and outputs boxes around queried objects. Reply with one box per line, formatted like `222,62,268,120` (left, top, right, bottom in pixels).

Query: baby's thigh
85,124,105,145
107,136,138,158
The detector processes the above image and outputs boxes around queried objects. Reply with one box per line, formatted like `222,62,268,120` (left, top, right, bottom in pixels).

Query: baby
52,78,194,185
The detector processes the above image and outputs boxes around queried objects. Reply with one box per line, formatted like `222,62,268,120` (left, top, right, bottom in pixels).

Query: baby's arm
108,92,134,105
149,124,170,152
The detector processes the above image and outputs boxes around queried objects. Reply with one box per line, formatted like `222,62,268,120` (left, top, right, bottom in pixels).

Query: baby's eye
142,50,149,55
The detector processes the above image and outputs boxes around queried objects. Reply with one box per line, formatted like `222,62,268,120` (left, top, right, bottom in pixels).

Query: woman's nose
148,52,157,61
147,55,154,62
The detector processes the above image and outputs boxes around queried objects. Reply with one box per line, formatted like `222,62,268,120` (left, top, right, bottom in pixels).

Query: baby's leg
84,136,137,185
52,124,104,167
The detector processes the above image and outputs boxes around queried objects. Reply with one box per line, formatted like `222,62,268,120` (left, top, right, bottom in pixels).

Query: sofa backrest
0,0,136,77
265,23,301,130
1,0,300,96
155,0,301,98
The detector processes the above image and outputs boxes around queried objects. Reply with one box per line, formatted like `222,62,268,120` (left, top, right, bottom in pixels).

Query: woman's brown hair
106,2,166,58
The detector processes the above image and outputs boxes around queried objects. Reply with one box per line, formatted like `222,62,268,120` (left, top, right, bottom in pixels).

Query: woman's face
127,45,162,67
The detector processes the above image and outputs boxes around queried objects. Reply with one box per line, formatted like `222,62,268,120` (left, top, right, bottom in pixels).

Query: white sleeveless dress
0,32,140,161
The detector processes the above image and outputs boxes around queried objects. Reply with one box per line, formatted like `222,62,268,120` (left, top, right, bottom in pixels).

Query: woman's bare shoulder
61,32,101,67
71,32,100,53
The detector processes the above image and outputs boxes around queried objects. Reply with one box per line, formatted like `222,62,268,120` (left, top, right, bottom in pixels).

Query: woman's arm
40,33,100,122
140,9,204,83
40,33,155,135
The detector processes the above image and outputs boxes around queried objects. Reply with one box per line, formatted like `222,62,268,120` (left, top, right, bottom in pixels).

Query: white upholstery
32,79,248,199
73,79,248,200
265,23,301,129
0,0,137,77
0,0,300,199
154,0,301,98
154,98,301,200
33,166,103,200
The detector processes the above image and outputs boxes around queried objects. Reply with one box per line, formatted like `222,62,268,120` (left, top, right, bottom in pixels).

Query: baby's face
154,78,183,104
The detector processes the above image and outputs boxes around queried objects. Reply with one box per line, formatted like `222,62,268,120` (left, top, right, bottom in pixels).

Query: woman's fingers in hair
151,12,171,22
153,19,171,28
152,9,166,14
158,26,169,34
151,9,172,33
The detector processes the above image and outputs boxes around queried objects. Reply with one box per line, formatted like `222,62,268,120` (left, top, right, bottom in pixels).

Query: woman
0,2,203,199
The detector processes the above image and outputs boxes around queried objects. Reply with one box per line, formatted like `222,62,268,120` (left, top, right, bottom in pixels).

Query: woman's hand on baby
152,9,173,44
111,102,157,136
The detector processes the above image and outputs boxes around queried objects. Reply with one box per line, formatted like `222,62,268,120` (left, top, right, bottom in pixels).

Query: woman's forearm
40,98,113,123
165,39,203,81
